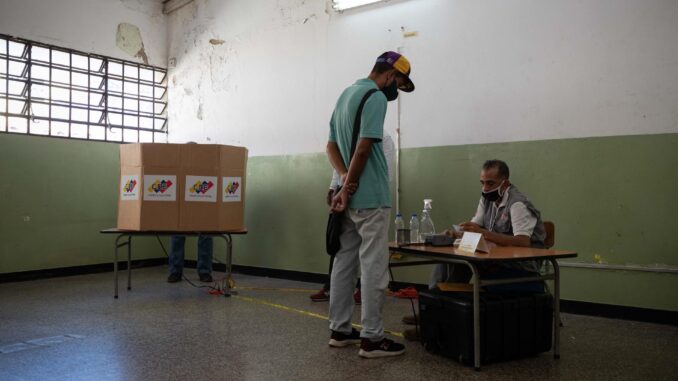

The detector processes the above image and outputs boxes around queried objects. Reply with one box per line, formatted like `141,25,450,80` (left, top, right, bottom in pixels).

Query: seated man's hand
460,222,484,233
443,229,462,239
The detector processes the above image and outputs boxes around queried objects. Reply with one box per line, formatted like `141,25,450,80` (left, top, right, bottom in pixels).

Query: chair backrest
543,221,555,249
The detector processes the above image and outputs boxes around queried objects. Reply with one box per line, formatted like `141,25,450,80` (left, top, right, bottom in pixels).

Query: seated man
404,159,546,339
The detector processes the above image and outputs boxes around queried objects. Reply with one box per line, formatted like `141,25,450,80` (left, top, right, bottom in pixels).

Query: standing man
326,51,414,358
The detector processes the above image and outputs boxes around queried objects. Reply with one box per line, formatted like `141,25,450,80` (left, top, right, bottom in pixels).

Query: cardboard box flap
181,144,220,169
119,144,142,167
141,143,181,167
219,146,248,172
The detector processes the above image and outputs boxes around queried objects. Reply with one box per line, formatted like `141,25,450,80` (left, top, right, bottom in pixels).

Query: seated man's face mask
481,180,505,202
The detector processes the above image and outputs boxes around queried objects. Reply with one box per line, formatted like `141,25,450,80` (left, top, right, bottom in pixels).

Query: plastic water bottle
395,213,407,245
409,213,420,243
420,199,436,243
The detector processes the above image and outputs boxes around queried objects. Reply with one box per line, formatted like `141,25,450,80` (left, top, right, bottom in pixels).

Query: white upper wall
0,0,167,67
174,0,674,155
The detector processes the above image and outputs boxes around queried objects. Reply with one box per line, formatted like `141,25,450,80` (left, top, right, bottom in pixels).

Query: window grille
0,34,167,142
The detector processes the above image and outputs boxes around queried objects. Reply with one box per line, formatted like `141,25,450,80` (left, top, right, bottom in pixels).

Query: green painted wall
0,133,163,273
2,132,676,312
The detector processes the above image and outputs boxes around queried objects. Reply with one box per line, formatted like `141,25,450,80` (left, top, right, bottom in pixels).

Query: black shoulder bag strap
348,88,379,165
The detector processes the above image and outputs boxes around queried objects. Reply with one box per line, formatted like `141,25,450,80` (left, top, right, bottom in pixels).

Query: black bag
419,289,553,365
326,195,343,256
325,88,378,255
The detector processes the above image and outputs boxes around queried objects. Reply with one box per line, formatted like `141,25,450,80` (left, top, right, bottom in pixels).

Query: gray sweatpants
328,207,390,341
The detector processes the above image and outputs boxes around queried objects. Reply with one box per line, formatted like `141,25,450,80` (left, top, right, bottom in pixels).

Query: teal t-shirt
328,78,391,209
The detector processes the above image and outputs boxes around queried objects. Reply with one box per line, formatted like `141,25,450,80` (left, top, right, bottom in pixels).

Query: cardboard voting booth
117,143,247,231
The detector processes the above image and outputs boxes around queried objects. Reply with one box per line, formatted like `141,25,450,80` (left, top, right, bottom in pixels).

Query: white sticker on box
120,175,140,201
143,175,177,201
222,177,242,202
185,176,217,202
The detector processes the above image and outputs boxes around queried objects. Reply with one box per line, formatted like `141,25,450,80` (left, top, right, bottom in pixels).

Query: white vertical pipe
395,46,403,214
395,90,401,214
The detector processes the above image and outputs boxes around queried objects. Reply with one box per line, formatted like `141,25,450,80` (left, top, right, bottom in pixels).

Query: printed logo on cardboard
185,176,217,202
120,175,140,201
222,177,242,203
143,175,177,201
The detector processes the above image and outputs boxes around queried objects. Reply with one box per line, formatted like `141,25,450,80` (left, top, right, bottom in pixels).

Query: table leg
127,236,132,290
114,234,131,298
216,234,233,297
551,258,561,359
226,234,233,296
467,262,481,371
114,234,123,299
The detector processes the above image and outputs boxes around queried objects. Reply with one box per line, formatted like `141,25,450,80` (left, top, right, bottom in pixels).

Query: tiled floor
1,266,676,381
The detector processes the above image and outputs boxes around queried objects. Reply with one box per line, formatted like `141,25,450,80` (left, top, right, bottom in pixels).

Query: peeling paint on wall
116,23,149,64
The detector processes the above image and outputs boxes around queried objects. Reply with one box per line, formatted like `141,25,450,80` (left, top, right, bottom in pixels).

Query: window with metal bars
0,34,167,142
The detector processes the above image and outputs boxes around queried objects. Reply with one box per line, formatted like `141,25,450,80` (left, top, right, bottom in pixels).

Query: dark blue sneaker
359,338,405,358
329,328,361,347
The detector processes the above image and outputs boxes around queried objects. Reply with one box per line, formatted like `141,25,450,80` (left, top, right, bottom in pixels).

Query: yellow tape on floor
233,287,316,293
232,294,404,338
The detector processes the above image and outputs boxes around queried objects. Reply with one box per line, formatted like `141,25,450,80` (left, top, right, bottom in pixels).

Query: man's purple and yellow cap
376,51,415,92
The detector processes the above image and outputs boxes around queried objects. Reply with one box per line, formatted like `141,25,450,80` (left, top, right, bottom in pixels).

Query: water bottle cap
424,199,433,210
396,213,402,217
411,213,417,216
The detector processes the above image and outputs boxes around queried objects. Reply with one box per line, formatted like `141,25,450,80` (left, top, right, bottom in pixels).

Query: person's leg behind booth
196,235,214,282
168,235,186,283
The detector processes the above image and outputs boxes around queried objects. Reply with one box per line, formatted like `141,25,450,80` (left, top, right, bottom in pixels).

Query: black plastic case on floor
418,289,553,365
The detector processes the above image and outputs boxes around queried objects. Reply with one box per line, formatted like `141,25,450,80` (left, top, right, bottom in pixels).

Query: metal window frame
0,33,168,143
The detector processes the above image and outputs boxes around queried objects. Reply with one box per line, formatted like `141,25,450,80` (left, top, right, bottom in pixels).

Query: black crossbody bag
326,88,378,255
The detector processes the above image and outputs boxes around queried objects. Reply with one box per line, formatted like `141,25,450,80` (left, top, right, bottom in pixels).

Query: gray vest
481,186,546,272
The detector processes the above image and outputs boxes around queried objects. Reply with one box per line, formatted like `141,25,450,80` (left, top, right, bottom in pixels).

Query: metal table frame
389,245,576,371
100,229,247,299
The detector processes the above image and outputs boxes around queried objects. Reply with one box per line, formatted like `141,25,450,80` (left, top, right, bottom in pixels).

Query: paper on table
458,232,490,253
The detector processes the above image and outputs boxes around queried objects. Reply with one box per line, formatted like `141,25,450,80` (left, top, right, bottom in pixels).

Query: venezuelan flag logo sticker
143,175,177,201
120,175,140,200
185,176,217,202
222,176,242,202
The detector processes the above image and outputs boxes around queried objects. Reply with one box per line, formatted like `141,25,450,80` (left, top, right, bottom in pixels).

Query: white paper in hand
458,232,490,253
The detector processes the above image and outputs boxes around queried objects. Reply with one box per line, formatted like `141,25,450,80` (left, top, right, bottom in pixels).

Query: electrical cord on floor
155,235,231,295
